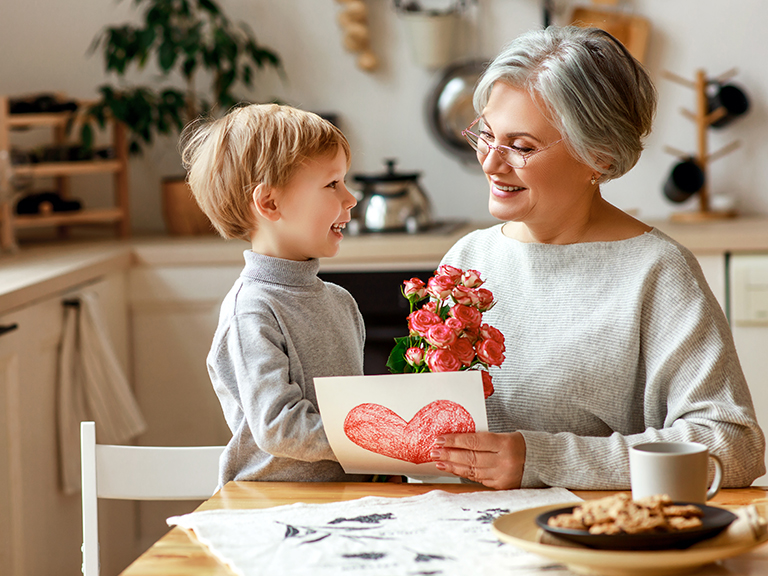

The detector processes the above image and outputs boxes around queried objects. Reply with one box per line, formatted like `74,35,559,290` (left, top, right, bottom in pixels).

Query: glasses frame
461,118,563,169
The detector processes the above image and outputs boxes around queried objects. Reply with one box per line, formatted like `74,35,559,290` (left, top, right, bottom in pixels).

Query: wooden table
119,482,768,576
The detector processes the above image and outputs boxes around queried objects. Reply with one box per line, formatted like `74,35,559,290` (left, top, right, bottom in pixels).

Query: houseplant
83,0,282,234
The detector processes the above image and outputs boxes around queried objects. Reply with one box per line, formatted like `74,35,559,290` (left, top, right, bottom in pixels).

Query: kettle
351,159,433,234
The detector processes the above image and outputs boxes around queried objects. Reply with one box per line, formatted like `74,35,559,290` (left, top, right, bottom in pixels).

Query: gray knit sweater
208,251,368,485
441,224,765,489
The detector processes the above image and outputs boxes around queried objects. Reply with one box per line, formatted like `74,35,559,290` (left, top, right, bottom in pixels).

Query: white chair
80,421,225,576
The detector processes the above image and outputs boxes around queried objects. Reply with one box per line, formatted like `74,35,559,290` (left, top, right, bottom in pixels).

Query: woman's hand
430,431,526,490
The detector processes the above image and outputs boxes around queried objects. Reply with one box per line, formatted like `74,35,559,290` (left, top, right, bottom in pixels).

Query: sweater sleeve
213,311,337,463
520,248,766,490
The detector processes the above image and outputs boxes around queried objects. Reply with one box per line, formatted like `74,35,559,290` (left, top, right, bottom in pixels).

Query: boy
181,104,368,485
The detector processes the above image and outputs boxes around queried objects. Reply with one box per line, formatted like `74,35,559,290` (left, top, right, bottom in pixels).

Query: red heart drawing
343,399,476,464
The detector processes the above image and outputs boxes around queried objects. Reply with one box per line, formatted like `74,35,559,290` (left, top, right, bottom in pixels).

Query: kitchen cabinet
0,271,134,576
729,254,768,487
0,95,130,252
128,264,239,551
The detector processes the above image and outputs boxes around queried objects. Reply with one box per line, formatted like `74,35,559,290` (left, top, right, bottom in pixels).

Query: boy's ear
252,183,280,221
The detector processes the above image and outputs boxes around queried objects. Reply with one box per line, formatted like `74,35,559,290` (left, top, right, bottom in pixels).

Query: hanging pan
425,59,488,164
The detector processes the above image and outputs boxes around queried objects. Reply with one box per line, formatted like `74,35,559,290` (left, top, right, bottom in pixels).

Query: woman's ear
252,183,281,221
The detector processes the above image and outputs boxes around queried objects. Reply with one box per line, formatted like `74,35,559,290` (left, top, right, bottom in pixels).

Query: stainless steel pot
351,159,433,233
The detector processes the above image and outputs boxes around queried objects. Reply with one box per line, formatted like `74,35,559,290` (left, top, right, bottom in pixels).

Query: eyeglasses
461,118,563,169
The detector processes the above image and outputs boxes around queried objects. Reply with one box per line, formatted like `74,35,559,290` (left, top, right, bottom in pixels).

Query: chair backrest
80,421,225,576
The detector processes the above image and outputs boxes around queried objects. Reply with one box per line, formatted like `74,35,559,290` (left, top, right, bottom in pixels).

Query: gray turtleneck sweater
208,251,367,486
441,224,765,489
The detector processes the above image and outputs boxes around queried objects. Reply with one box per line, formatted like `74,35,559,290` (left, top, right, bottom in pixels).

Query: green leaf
386,336,412,374
158,39,177,71
197,0,221,16
79,122,95,151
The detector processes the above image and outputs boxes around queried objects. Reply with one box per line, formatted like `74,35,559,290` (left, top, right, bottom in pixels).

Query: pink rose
476,288,495,312
445,317,465,334
408,309,442,336
476,338,506,367
427,275,456,300
461,269,484,288
481,370,494,398
405,347,425,367
479,323,505,348
451,337,475,367
425,324,457,349
450,304,482,330
425,348,462,372
437,265,463,282
452,285,479,307
421,301,438,314
402,278,427,301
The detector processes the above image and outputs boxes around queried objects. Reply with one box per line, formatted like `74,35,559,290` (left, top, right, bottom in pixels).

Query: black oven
319,270,434,375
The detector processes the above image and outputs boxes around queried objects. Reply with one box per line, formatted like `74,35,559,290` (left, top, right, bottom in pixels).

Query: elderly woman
429,26,765,490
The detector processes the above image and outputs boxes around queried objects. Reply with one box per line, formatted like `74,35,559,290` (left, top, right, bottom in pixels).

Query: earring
590,175,598,186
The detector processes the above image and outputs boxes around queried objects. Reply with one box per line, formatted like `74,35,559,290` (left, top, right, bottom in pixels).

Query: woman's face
478,82,596,233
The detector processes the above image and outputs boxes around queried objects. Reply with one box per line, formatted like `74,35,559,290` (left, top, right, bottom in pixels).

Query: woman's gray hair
474,26,657,182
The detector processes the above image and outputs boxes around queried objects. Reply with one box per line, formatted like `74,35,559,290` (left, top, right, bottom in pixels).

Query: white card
314,371,488,477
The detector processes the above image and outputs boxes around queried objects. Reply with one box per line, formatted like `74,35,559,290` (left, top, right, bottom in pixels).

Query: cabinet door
0,273,133,576
129,265,239,551
0,310,23,576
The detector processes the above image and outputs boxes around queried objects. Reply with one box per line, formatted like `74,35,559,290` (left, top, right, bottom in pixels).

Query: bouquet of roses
386,265,506,399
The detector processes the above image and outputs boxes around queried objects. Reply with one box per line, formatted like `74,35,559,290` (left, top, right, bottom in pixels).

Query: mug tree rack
0,94,130,252
662,68,741,222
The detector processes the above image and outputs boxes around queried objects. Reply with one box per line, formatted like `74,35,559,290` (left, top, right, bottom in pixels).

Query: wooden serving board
570,5,650,63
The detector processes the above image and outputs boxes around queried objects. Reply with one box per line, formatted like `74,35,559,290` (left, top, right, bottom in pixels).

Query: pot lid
353,159,421,183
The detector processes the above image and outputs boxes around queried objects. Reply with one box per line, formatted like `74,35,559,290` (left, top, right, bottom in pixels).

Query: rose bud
402,278,427,302
461,269,484,288
405,347,425,367
481,370,495,398
445,317,465,334
476,288,496,312
452,285,479,307
421,301,438,313
425,323,458,349
425,348,462,372
476,338,506,367
451,336,476,366
407,308,442,336
437,265,463,283
427,275,455,300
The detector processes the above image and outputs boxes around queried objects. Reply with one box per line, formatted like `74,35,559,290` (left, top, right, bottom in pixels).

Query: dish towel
57,290,146,495
168,487,582,576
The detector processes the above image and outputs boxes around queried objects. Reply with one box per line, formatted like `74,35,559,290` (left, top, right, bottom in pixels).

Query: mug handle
706,453,724,500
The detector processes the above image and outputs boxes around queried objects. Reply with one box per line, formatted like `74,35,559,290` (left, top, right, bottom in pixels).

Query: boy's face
270,145,356,261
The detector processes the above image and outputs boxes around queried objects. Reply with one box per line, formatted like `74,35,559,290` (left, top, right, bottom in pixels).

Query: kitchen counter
2,216,768,316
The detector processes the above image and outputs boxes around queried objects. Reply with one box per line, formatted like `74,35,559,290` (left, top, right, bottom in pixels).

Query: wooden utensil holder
663,69,741,222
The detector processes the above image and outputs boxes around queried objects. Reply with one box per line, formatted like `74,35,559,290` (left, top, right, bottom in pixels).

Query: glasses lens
463,130,487,155
463,122,526,168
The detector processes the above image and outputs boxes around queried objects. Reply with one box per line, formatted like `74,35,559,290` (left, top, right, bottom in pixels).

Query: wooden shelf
8,112,73,129
13,207,125,229
0,94,130,251
13,159,123,177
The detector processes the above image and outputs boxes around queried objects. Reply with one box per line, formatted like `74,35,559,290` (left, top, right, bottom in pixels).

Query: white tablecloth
168,487,582,576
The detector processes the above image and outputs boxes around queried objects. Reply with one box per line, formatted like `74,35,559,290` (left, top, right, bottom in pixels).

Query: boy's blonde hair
180,103,351,240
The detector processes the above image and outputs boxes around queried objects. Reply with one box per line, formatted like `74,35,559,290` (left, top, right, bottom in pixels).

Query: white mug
629,442,724,503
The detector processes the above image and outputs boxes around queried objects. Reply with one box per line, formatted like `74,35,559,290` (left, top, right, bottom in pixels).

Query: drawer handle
0,323,19,336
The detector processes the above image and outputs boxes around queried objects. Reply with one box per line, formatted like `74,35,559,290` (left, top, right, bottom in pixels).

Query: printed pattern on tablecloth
167,487,582,576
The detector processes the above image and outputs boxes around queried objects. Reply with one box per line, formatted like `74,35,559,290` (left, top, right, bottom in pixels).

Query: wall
1,0,766,232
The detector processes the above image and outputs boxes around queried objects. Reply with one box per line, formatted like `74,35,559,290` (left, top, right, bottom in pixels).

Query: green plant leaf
386,336,413,374
79,122,95,151
158,39,178,71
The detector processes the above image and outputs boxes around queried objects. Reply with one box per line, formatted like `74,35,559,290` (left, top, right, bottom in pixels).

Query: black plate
536,503,737,551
